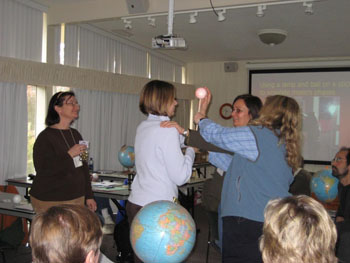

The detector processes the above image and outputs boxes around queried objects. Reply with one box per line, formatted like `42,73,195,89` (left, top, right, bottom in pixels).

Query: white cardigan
128,114,195,206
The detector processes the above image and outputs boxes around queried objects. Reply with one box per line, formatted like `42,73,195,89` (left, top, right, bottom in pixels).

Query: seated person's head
30,204,103,263
260,195,337,263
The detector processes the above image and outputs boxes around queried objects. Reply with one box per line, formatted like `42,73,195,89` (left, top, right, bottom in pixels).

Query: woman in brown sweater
30,91,96,213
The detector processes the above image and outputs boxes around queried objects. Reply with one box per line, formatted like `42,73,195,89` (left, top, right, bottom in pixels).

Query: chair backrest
0,185,29,244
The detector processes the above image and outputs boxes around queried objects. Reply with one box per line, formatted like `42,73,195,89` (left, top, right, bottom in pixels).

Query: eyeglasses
65,101,79,106
332,157,345,162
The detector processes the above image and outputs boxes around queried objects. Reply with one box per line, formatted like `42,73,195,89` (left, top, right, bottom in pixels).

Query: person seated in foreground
30,204,112,263
260,195,337,263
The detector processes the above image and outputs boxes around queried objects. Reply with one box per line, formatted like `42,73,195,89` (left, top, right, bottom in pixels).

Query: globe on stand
130,200,196,263
310,169,339,203
118,145,135,169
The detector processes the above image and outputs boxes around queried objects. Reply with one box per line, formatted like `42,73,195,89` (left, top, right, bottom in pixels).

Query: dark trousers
222,216,263,263
126,201,143,263
336,221,350,263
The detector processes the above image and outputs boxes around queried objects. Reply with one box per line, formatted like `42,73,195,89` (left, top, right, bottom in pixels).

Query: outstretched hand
160,121,185,135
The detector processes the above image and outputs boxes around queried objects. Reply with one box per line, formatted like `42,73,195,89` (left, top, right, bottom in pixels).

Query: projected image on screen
250,69,350,164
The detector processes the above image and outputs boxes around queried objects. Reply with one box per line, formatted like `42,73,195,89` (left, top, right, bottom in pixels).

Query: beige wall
186,61,249,126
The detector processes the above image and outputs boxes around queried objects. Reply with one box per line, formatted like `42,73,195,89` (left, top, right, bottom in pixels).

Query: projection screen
249,68,350,164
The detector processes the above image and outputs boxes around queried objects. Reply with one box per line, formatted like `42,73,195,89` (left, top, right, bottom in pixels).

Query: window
27,86,38,174
27,86,46,174
27,86,71,174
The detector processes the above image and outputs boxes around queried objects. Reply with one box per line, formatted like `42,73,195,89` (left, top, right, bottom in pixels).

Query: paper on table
92,181,128,191
93,186,128,191
92,181,124,187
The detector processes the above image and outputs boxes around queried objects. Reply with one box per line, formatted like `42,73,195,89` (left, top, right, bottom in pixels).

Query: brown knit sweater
30,127,93,201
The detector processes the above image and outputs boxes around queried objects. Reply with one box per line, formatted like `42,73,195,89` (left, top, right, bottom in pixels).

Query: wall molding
0,56,195,100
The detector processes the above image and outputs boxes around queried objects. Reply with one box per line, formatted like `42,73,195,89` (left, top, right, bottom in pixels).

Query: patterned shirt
199,119,259,171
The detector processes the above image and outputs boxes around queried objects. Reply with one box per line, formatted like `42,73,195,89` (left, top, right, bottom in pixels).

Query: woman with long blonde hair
194,89,302,263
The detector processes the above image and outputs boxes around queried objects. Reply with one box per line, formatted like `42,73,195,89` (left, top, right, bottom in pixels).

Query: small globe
310,169,339,203
130,201,196,263
118,145,135,168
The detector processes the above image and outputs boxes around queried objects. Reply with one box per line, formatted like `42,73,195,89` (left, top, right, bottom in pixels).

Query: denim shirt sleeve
208,152,233,171
199,119,258,161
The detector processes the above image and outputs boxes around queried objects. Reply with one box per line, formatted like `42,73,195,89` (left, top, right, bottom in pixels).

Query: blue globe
130,201,196,263
310,169,339,203
118,145,135,168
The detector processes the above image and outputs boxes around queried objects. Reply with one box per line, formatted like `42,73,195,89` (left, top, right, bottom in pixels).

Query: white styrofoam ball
13,194,22,204
195,87,207,99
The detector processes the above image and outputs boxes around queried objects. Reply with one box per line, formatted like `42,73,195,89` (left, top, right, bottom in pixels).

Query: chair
205,211,221,263
201,172,224,263
0,185,29,262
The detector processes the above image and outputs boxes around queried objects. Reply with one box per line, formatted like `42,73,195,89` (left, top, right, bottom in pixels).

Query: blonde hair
260,195,337,263
139,80,175,116
251,95,301,170
30,204,102,263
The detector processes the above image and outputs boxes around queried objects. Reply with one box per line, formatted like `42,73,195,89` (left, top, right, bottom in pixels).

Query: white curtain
0,0,43,183
73,88,146,171
0,83,28,184
173,99,191,130
64,25,80,67
79,26,116,72
119,43,148,77
150,54,183,82
0,0,43,61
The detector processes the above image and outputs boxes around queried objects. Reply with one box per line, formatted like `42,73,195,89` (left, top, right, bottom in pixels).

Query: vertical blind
0,0,43,183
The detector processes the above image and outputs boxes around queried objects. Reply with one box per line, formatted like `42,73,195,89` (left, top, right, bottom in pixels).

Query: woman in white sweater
126,80,195,261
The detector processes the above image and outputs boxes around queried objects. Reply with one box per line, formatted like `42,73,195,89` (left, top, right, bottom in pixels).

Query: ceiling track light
256,4,267,17
121,0,320,28
217,9,226,22
147,16,156,27
189,11,198,24
123,19,132,30
303,1,313,15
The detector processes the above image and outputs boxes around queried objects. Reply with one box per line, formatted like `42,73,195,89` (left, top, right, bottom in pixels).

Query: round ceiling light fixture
258,29,287,46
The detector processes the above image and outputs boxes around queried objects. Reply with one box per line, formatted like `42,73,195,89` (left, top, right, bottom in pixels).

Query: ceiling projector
152,35,186,49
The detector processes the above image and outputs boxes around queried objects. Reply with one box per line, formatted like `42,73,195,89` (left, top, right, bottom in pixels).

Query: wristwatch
183,130,189,136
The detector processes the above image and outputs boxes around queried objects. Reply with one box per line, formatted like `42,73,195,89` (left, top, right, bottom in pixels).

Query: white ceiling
39,0,350,63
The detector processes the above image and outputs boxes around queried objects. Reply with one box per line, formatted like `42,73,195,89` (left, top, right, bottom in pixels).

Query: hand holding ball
195,87,207,99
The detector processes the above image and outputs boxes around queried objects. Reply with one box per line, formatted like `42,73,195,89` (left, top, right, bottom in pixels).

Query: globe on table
118,145,135,168
130,201,196,263
310,169,339,203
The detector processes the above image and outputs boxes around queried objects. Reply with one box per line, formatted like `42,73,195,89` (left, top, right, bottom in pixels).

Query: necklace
59,129,76,150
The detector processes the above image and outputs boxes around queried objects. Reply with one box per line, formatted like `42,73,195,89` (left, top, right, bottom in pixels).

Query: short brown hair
260,195,337,263
139,80,175,116
30,204,102,263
